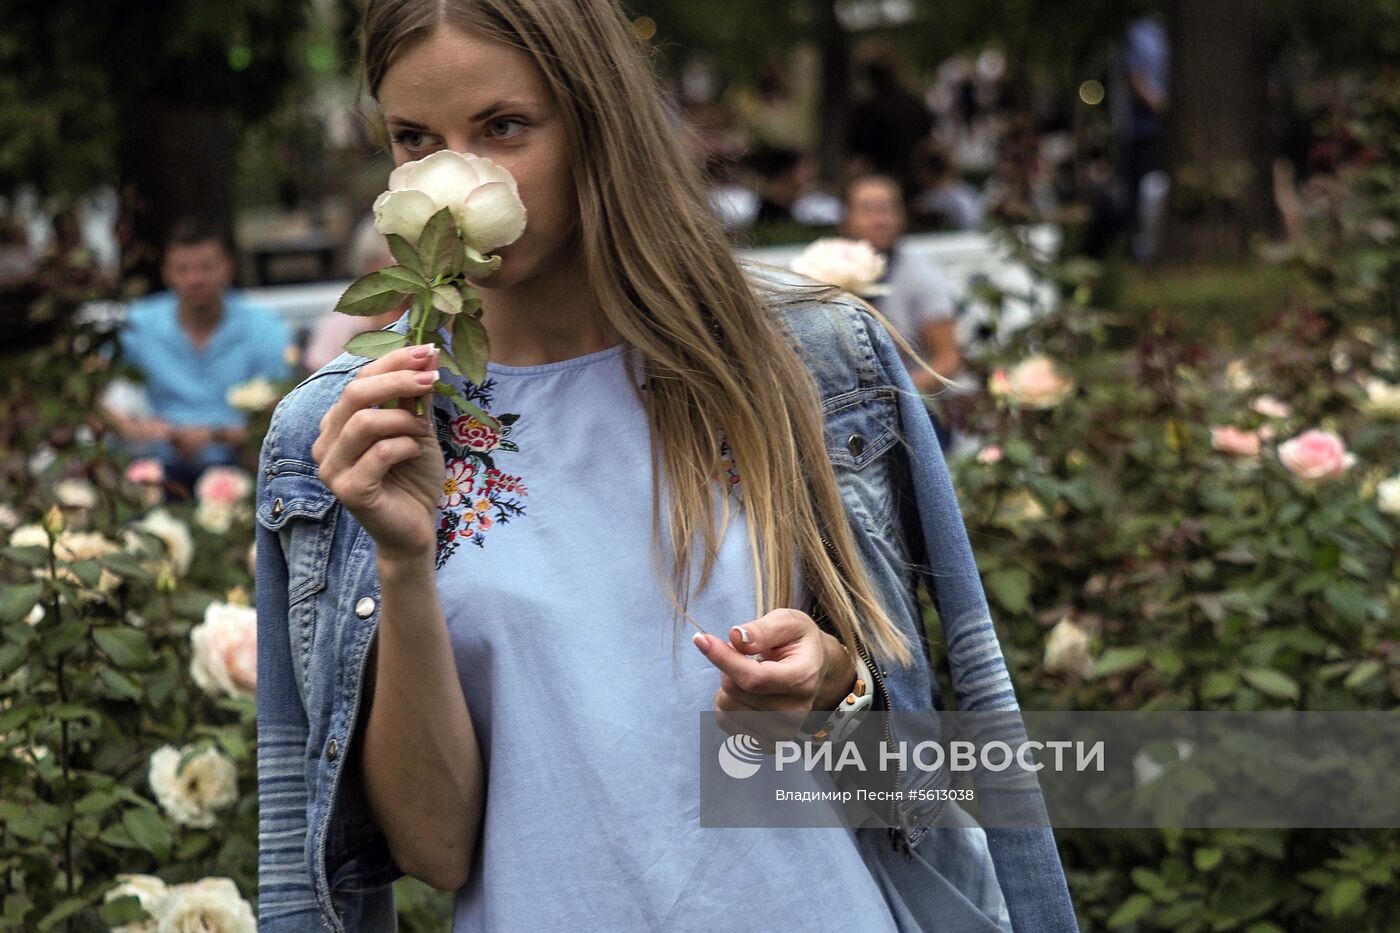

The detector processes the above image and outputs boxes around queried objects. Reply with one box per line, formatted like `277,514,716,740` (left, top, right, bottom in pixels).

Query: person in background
302,216,410,372
103,216,292,495
841,173,962,451
911,141,985,231
750,146,840,228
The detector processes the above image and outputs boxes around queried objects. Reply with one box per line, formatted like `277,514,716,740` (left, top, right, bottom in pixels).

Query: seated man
103,216,292,494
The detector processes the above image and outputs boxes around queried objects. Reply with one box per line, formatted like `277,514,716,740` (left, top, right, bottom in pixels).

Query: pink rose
1277,429,1357,483
1250,395,1293,419
976,445,1004,464
189,602,257,699
194,466,252,508
1210,426,1261,457
125,459,164,485
451,416,500,452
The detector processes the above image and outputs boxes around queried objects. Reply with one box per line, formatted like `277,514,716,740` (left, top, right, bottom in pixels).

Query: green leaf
386,233,421,273
1322,583,1370,626
1342,659,1384,691
1107,893,1154,928
380,264,428,292
0,642,27,678
93,627,155,669
69,558,103,588
344,330,410,360
36,896,89,932
73,789,120,817
1241,668,1300,702
416,207,462,274
451,313,489,386
1194,847,1224,871
1321,877,1365,916
2,545,49,568
121,807,172,861
99,894,151,927
984,567,1032,615
98,667,143,701
336,269,415,317
0,584,41,624
1093,647,1148,678
98,551,156,582
447,391,500,434
431,285,464,316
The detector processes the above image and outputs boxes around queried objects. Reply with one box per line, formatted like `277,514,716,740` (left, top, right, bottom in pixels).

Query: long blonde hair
361,0,919,668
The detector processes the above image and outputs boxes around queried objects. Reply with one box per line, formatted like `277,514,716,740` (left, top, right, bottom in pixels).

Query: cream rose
374,149,527,253
790,238,887,295
152,877,256,933
226,376,279,413
190,602,257,700
147,745,239,829
1250,395,1292,419
54,478,97,510
104,873,169,933
1362,378,1400,418
1377,475,1400,517
127,509,194,577
990,356,1074,409
1043,618,1094,679
1210,425,1262,457
1277,429,1356,483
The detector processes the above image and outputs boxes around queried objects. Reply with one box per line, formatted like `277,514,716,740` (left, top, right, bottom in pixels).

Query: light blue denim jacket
254,262,1078,931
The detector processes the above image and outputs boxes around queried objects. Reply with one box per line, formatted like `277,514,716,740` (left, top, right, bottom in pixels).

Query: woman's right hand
312,344,444,564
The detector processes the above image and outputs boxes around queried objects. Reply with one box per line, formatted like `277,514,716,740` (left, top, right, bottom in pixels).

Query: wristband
797,642,874,745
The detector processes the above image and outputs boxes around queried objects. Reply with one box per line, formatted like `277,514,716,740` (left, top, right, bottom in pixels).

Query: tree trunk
117,105,238,294
1160,0,1275,265
813,0,850,188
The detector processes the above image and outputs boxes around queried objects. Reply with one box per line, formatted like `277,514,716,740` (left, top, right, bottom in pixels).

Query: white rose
1378,475,1400,517
226,377,279,413
190,602,258,700
128,509,194,577
1043,618,1094,679
54,478,98,510
374,149,527,253
147,745,239,829
1362,378,1400,418
104,873,169,933
9,523,48,549
194,502,238,535
153,877,256,933
0,504,18,530
790,238,887,295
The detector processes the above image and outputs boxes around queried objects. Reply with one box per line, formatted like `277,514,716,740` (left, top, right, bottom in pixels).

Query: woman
254,1,1076,930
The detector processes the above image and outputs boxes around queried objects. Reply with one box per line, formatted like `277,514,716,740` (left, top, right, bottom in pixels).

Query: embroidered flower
441,459,477,509
451,415,501,452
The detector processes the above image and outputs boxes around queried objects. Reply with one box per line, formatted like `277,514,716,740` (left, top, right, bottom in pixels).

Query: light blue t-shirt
431,342,900,932
115,290,292,465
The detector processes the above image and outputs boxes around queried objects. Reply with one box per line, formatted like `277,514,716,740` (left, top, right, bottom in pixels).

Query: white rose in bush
1043,618,1094,679
190,602,257,700
147,745,239,828
226,376,279,413
126,509,194,577
1362,377,1400,418
1378,475,1400,517
790,237,887,295
153,877,256,933
103,873,168,933
374,149,527,253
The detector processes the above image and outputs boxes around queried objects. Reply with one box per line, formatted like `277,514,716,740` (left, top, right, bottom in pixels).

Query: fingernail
409,345,432,359
415,371,436,385
731,625,751,644
692,632,708,651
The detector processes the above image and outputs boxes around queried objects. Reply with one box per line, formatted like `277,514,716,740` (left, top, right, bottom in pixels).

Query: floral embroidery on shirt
433,378,528,568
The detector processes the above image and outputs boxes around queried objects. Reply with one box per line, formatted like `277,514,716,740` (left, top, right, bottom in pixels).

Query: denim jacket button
846,433,867,457
271,498,284,518
326,737,339,761
355,596,376,619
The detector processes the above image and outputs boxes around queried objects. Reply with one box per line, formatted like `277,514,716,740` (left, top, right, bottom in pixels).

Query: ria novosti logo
717,733,766,779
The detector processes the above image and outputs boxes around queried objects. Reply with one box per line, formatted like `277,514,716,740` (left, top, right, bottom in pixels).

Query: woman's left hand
692,608,854,744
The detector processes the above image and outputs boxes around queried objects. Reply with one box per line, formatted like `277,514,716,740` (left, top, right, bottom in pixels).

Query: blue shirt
116,290,291,464
431,343,900,932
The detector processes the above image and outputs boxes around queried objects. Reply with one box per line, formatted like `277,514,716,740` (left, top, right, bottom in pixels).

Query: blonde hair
361,0,922,668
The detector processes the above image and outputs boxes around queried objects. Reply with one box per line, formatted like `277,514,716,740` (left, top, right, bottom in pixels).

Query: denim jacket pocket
257,463,340,703
822,386,901,537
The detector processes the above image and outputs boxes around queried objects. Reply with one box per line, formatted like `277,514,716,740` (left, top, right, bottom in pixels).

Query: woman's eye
390,130,430,150
487,118,527,139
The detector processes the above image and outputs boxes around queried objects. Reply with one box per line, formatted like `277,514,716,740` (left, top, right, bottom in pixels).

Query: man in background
841,174,963,451
103,216,292,494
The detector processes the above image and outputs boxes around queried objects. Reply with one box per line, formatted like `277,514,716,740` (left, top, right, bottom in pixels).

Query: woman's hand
692,608,856,744
311,344,444,565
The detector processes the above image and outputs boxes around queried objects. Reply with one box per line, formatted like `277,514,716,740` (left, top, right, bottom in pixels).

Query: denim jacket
254,262,1078,931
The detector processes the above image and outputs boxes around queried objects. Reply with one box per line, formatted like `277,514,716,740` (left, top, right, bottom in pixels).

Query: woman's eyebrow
384,101,540,129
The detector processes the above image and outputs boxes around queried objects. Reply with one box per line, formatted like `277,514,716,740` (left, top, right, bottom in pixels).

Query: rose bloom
190,602,257,699
1377,475,1400,517
790,238,887,294
154,877,256,933
124,458,165,486
991,356,1074,409
1277,429,1357,483
1362,378,1400,418
1210,425,1262,457
374,149,527,253
976,445,1004,464
195,466,252,509
1250,395,1293,419
226,376,279,413
147,745,239,829
1043,618,1094,679
54,478,97,510
104,873,168,933
451,415,501,452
